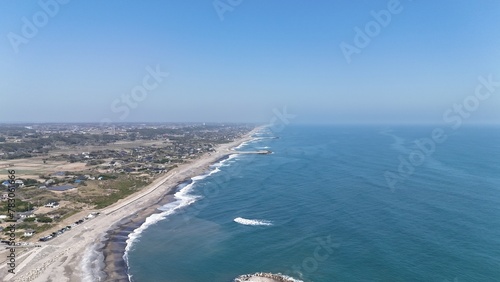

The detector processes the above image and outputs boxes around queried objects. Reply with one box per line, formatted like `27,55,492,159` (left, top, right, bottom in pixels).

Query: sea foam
234,217,273,226
81,241,106,282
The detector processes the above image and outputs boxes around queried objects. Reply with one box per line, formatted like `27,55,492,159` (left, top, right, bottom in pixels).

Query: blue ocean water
127,125,500,282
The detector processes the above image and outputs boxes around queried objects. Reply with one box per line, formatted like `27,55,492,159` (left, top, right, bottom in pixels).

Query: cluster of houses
0,210,35,222
0,201,59,221
32,173,107,191
0,202,64,241
0,123,253,161
63,144,215,175
39,172,93,188
0,124,254,243
1,176,80,191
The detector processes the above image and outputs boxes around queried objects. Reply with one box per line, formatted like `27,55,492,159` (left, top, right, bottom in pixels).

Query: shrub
37,216,53,223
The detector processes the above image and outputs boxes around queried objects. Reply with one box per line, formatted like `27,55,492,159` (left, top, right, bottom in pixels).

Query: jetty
234,272,298,282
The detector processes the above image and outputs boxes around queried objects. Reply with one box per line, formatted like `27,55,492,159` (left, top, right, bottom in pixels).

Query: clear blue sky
1,0,499,124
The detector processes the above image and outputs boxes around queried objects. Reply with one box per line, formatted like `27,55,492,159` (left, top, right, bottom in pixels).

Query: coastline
0,126,264,282
99,186,177,281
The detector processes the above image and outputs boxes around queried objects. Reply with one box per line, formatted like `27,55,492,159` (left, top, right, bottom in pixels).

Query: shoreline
0,126,264,282
100,145,260,281
99,176,184,281
99,186,177,281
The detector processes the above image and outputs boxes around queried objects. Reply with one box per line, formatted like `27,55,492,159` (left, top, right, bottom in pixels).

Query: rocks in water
234,272,299,282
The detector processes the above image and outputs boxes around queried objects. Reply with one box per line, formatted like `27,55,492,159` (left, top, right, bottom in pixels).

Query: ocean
125,125,500,282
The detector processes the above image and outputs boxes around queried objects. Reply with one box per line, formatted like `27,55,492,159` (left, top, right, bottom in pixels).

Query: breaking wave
234,217,273,226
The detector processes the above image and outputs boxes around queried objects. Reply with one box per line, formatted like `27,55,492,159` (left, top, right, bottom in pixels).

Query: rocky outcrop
234,272,298,282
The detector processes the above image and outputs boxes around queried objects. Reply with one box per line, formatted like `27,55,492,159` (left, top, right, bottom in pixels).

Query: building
24,229,35,237
45,202,60,208
18,211,35,219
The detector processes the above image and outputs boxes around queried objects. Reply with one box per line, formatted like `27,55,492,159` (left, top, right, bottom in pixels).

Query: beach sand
0,127,261,282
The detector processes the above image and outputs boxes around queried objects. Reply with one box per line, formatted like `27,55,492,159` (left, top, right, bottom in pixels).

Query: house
1,193,8,200
18,211,35,219
14,180,24,187
23,229,35,237
45,202,60,208
1,180,10,187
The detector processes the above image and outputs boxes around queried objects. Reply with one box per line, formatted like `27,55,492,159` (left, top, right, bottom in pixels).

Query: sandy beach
0,127,261,282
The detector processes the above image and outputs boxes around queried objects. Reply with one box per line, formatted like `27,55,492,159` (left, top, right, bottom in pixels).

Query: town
0,123,254,243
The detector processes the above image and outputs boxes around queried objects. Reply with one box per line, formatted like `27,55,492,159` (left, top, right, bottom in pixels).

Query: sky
1,0,499,124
